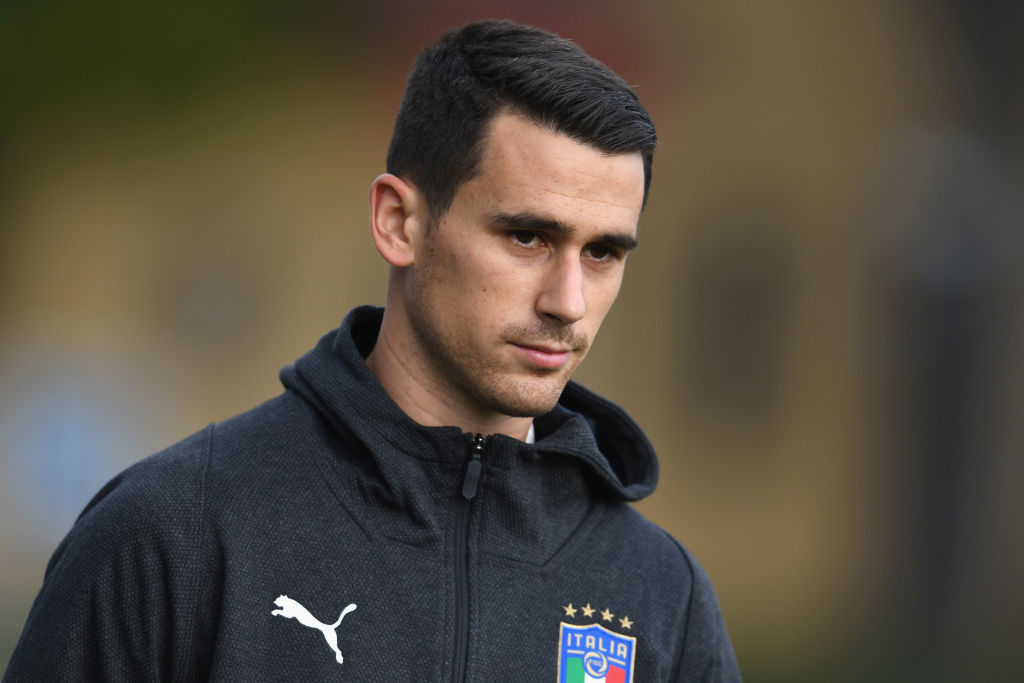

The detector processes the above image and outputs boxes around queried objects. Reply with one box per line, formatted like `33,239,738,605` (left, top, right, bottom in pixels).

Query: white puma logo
271,595,357,664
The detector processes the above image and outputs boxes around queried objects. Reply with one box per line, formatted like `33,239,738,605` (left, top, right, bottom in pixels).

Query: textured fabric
4,306,740,682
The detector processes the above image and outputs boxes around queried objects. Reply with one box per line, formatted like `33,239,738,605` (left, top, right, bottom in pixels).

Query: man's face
403,112,645,419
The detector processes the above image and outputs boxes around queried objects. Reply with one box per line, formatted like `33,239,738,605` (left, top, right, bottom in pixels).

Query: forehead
462,112,645,231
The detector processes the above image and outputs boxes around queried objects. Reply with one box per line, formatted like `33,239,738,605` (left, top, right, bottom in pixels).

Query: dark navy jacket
4,306,740,681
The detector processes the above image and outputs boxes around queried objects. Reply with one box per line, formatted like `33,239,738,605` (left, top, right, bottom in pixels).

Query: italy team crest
557,621,636,683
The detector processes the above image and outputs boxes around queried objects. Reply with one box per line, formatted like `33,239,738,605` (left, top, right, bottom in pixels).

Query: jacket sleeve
674,544,743,682
3,428,216,683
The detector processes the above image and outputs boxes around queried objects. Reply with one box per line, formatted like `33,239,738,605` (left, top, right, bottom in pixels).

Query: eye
510,230,540,247
585,244,618,262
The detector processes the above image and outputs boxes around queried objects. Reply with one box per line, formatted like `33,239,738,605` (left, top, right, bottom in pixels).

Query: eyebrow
489,211,639,251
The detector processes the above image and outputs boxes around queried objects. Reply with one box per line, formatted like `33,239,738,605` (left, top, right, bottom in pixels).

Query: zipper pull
461,434,486,499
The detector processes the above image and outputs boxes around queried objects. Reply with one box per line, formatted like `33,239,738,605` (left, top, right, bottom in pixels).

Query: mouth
512,342,574,370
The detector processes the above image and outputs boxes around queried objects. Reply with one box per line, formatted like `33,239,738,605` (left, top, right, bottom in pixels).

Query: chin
479,376,568,418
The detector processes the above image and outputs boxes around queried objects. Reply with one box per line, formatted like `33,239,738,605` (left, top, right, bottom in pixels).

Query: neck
365,307,534,441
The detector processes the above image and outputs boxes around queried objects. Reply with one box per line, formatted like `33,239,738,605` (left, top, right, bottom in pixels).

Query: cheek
427,249,517,327
460,255,531,304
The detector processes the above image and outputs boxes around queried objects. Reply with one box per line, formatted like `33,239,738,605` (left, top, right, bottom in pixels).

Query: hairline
422,105,647,229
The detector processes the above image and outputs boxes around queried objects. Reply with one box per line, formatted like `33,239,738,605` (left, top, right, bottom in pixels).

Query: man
5,20,740,681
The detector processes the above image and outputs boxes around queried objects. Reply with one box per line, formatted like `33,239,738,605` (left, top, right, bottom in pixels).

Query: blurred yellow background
2,1,1022,680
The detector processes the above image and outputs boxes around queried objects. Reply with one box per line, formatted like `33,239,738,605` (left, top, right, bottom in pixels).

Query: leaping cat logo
272,595,357,664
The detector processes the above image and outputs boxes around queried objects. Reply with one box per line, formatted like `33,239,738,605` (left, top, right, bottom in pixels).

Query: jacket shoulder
603,505,742,681
79,422,213,531
5,391,327,681
5,424,217,681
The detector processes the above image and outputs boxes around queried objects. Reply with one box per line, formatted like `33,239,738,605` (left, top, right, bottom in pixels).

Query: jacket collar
280,306,658,502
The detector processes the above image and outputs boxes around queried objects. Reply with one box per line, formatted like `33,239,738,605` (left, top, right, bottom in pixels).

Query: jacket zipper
452,434,485,683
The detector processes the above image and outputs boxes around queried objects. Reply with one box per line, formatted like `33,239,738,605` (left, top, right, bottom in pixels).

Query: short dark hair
386,19,657,224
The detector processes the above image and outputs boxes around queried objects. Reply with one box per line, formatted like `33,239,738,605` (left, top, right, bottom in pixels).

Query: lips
513,343,573,370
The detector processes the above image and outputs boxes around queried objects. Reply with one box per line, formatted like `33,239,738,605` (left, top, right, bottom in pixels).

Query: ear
369,173,426,267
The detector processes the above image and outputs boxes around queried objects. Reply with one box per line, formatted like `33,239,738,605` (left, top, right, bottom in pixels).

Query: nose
536,255,586,324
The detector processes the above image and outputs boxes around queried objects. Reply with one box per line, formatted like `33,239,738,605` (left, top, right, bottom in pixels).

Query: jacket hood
279,306,658,502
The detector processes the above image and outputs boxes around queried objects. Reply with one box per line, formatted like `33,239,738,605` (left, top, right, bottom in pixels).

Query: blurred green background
2,1,1022,680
